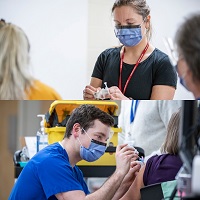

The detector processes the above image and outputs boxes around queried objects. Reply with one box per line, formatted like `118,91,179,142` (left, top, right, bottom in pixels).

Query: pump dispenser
36,114,48,152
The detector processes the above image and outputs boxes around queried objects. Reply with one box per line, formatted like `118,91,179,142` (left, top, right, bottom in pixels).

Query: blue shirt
9,143,90,200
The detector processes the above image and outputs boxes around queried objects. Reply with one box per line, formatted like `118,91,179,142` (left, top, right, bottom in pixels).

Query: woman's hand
115,144,139,176
83,85,101,100
109,86,129,100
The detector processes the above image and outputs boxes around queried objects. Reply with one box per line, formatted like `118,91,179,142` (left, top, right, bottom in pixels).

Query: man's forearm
111,180,131,200
86,170,125,200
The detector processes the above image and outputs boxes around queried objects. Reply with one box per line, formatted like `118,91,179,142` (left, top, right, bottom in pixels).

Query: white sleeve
118,101,132,145
158,100,182,129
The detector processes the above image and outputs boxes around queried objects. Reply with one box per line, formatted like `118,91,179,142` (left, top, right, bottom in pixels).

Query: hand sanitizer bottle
36,115,48,152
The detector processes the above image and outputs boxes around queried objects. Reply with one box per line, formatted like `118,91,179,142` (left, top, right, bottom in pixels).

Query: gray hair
175,13,200,82
0,23,34,99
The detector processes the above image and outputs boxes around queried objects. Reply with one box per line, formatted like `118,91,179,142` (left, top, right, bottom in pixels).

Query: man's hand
121,161,141,187
115,144,139,176
111,146,141,200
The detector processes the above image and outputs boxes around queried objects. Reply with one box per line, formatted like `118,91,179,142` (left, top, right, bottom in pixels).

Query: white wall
0,0,199,99
87,0,117,80
0,0,88,99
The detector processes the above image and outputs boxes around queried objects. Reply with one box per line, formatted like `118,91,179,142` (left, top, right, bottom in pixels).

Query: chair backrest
140,180,177,200
140,183,164,200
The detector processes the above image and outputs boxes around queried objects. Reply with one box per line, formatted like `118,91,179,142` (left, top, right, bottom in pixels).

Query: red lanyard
119,43,149,94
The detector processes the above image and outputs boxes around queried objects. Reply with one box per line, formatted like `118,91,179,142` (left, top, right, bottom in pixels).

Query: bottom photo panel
1,100,200,200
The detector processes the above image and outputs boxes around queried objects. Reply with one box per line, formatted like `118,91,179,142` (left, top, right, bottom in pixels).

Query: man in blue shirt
9,104,140,200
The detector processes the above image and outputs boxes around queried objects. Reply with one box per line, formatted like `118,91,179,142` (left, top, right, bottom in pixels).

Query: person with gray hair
0,19,61,100
175,13,200,99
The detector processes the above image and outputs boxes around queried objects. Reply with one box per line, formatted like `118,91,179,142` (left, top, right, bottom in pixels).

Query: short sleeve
91,50,109,80
153,56,177,88
143,155,156,186
28,80,62,100
38,156,86,198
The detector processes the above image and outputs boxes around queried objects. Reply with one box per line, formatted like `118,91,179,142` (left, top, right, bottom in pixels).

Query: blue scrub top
9,142,90,200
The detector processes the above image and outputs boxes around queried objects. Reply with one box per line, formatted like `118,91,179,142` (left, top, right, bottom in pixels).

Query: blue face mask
179,72,190,91
79,129,107,162
180,77,190,91
114,24,143,47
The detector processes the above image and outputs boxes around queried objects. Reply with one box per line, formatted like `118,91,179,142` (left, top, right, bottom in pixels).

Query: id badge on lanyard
119,43,149,95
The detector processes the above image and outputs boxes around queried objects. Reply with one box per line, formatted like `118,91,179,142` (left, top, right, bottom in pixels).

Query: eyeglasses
114,19,146,36
82,128,114,147
163,37,187,76
115,24,141,29
163,37,179,68
114,24,141,37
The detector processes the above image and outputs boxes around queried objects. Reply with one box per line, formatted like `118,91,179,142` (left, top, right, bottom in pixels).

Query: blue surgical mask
180,74,190,91
114,24,143,47
79,129,107,162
